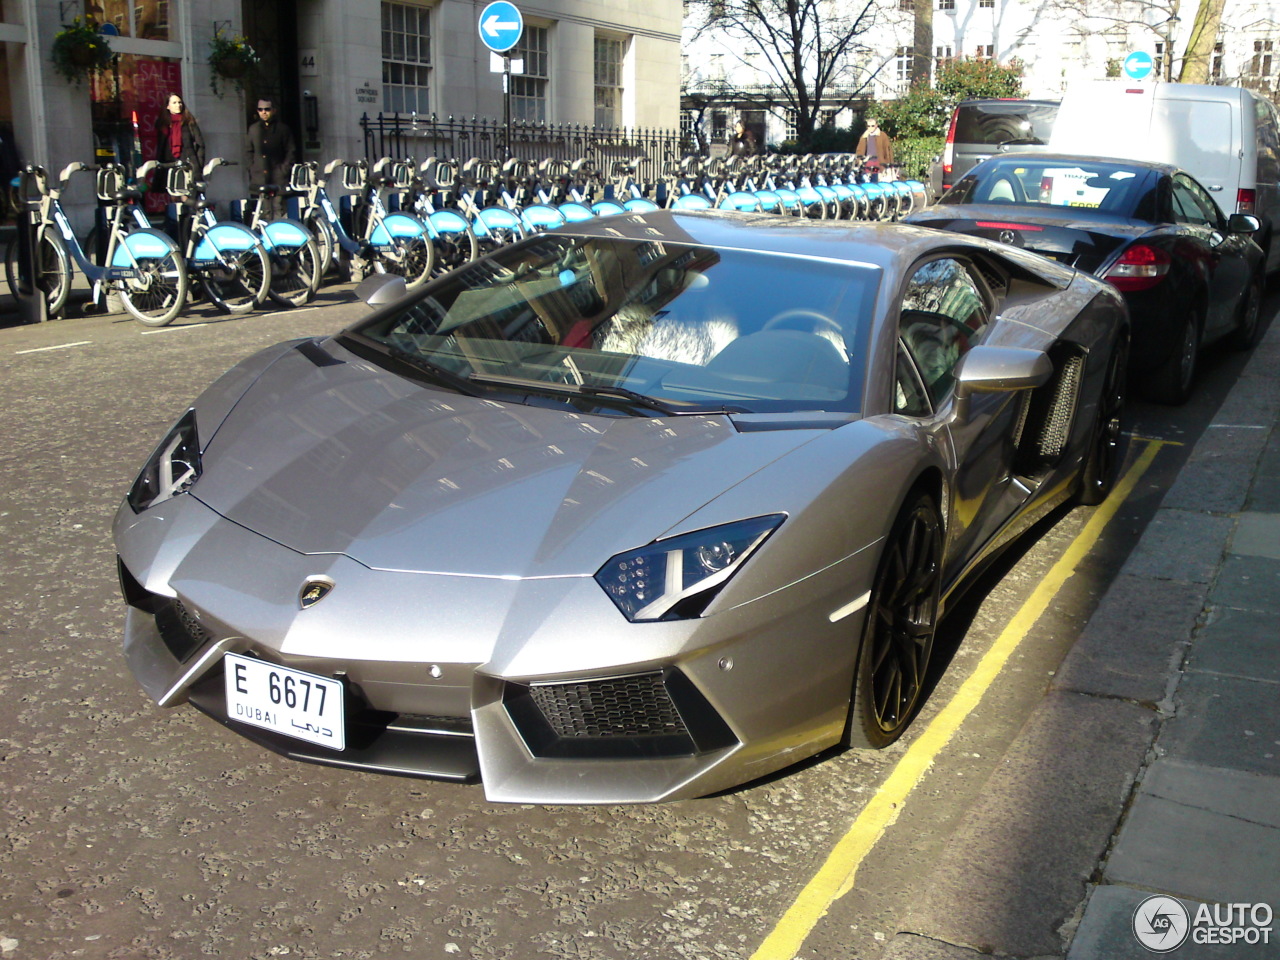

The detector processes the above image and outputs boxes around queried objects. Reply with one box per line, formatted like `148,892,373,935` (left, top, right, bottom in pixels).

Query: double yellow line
750,438,1171,960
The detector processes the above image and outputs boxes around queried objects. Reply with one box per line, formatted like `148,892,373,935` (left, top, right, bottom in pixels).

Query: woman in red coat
154,93,206,181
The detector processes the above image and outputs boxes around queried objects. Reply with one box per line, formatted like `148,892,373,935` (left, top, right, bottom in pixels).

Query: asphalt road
0,286,1268,960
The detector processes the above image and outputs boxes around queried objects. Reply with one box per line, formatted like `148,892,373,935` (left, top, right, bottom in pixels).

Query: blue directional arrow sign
479,1,523,54
1124,51,1155,80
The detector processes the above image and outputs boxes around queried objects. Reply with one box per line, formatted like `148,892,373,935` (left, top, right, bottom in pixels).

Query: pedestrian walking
245,97,295,219
729,120,758,158
856,119,894,169
154,93,205,192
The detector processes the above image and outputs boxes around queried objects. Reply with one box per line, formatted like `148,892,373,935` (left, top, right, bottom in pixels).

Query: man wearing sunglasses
246,98,296,219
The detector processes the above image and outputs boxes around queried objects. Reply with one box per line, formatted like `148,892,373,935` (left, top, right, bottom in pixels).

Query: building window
382,2,430,114
1253,39,1274,76
1155,41,1166,79
511,25,549,122
711,110,728,142
99,0,170,40
784,108,798,142
895,46,913,82
820,109,839,128
975,44,994,58
594,35,625,128
939,0,955,11
1213,41,1224,79
978,0,994,7
935,44,953,62
900,0,914,10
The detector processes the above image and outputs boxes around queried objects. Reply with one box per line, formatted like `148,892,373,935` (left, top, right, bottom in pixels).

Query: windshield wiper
999,136,1046,146
384,344,481,396
467,373,682,416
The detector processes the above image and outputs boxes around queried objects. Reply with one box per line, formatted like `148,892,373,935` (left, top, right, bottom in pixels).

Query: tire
305,212,338,278
1145,308,1199,405
267,237,322,308
118,250,189,327
1076,334,1128,506
429,225,479,281
1229,271,1264,351
380,234,434,291
845,489,944,750
8,230,72,317
201,243,271,314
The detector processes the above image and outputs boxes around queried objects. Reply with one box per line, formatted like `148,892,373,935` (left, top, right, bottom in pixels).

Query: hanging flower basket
208,29,259,97
51,17,114,85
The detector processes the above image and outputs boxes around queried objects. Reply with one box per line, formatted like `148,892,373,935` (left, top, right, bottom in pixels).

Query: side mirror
355,273,409,309
1228,213,1262,235
952,346,1053,421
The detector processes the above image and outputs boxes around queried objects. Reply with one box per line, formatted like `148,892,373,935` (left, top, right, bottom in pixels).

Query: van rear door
1156,96,1238,212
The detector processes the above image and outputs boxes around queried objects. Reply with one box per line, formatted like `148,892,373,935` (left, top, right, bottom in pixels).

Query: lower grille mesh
528,673,689,739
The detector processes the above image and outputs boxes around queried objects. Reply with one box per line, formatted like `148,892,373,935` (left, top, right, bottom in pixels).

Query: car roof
974,151,1181,177
549,209,959,271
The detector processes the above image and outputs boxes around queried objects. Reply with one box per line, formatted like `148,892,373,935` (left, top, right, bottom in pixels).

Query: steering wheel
763,309,843,338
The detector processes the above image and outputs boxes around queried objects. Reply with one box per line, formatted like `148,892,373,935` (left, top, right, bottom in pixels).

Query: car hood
190,339,828,578
908,204,1151,274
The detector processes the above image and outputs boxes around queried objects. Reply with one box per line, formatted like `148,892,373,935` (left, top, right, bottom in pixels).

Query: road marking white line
1208,424,1268,429
15,341,92,354
140,323,210,335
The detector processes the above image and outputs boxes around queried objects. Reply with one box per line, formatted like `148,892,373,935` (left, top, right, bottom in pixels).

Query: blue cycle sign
1124,51,1155,80
479,1,523,54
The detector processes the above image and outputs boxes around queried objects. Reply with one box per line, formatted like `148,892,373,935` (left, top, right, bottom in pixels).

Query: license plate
224,653,345,751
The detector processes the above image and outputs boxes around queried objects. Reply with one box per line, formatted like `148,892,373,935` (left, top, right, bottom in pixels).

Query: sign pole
504,56,512,160
478,0,524,162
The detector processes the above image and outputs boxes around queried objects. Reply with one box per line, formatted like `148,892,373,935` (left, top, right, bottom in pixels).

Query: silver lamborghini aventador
114,210,1128,803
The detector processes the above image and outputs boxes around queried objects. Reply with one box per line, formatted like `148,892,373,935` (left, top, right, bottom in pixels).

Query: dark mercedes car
907,153,1263,404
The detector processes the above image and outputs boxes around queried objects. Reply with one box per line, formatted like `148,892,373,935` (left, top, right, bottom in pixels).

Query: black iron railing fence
359,113,689,172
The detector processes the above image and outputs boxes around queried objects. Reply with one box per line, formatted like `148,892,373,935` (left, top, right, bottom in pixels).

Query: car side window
894,342,931,416
898,258,990,406
1171,175,1222,228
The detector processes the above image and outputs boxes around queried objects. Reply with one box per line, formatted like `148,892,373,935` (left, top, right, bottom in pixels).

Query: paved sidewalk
883,318,1280,959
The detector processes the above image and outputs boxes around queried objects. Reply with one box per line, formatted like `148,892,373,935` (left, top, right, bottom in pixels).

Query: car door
1170,173,1253,336
895,256,1031,573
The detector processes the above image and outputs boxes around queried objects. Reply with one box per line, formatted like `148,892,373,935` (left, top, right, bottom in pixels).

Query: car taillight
1105,244,1171,292
1238,188,1257,213
941,110,958,177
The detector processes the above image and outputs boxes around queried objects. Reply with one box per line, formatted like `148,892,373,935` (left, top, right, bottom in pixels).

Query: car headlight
127,409,202,513
596,515,784,622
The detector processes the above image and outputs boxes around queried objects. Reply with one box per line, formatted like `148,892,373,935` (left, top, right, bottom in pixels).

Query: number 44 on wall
300,48,318,77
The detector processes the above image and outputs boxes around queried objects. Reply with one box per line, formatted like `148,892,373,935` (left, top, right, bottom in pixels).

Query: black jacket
245,118,296,187
155,113,206,173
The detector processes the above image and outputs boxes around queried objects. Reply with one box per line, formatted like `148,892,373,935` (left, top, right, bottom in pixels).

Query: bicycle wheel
117,249,188,326
380,234,434,290
427,211,478,280
267,236,322,308
197,224,271,314
17,230,73,317
304,212,338,277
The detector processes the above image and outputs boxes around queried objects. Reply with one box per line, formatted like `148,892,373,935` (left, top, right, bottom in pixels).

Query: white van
1049,80,1280,274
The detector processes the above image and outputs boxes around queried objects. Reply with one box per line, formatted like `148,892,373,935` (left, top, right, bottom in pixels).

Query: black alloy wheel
1146,307,1199,406
846,489,944,749
1077,333,1128,506
1230,272,1264,350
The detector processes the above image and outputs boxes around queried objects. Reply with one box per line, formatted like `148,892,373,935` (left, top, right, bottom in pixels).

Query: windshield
346,235,877,415
940,157,1160,219
954,101,1059,146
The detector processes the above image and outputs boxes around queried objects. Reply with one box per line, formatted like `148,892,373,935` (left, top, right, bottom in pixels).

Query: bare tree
911,0,934,89
683,0,886,149
1178,0,1225,83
